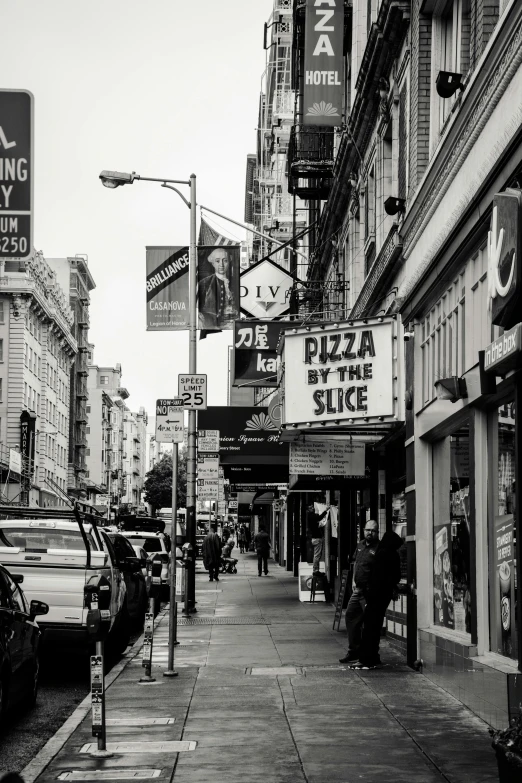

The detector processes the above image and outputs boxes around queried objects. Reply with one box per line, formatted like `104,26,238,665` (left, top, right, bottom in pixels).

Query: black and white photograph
1,1,522,782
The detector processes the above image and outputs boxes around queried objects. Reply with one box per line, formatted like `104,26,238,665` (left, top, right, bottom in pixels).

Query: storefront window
432,420,472,634
489,401,518,660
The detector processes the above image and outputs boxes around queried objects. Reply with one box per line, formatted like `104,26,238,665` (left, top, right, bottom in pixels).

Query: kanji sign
0,90,33,260
155,398,184,443
178,374,207,409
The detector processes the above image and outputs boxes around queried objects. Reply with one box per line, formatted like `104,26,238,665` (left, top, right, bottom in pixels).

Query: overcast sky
3,0,272,426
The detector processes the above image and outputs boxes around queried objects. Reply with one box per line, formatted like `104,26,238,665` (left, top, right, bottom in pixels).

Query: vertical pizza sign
303,0,344,127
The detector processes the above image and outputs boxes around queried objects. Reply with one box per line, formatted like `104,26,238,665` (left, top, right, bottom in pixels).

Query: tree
143,450,187,514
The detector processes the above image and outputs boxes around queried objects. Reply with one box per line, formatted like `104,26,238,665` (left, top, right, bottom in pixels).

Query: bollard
89,642,113,757
181,543,194,617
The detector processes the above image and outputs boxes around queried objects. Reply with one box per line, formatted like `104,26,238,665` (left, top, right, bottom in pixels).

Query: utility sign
0,90,33,260
155,398,184,443
198,429,219,452
178,374,207,409
197,453,219,480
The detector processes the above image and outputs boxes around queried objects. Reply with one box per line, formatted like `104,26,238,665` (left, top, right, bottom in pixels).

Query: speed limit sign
178,374,207,409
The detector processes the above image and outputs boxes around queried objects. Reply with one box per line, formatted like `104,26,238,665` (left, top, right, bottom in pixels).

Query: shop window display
433,421,472,634
489,401,518,660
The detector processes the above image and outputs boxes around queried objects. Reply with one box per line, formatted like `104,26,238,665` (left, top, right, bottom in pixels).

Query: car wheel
112,606,131,656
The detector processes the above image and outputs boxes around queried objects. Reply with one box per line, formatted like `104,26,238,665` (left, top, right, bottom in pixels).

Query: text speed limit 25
178,374,207,409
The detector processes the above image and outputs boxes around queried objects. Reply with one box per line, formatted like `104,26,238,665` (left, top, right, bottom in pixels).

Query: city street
11,553,498,783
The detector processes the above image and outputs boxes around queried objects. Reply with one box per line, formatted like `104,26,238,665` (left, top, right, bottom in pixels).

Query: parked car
105,533,147,626
0,564,48,724
131,545,150,579
0,518,128,653
121,530,172,599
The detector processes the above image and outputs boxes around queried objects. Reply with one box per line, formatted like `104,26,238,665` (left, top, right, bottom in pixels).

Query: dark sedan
0,564,48,725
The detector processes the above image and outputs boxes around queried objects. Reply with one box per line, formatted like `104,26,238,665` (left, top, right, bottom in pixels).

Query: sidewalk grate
58,772,161,780
80,741,196,754
178,616,267,625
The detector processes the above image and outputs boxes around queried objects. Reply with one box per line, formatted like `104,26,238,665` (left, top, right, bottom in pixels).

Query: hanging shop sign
240,259,294,318
198,246,240,331
146,246,190,331
483,322,522,375
198,406,289,466
303,0,344,127
488,188,522,329
233,320,284,387
281,316,401,428
9,449,21,474
289,439,365,477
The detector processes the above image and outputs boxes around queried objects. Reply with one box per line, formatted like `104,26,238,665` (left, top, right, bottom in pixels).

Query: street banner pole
164,442,179,677
186,173,197,612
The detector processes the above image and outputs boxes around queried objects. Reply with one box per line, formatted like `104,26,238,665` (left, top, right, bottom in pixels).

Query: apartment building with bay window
0,251,76,506
271,0,522,728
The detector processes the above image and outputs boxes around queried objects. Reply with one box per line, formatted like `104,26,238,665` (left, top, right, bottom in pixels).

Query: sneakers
339,654,359,664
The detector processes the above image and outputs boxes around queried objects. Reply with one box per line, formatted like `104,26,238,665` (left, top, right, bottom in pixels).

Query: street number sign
0,90,33,260
178,374,207,409
156,398,184,443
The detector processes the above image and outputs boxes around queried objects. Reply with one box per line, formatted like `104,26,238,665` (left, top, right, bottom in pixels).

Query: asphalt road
0,627,143,775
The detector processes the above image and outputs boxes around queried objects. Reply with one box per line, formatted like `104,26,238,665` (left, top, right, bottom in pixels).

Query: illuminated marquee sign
281,317,401,427
303,0,344,127
488,188,522,329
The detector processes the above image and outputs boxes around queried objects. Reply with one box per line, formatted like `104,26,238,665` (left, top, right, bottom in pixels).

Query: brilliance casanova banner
146,246,189,331
303,0,344,127
281,317,398,426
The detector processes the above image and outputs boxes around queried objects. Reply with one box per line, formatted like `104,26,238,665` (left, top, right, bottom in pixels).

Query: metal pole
186,173,197,612
89,641,113,758
164,443,179,677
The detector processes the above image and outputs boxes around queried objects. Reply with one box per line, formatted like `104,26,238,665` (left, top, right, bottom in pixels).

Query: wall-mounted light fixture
434,376,468,403
436,71,464,99
384,196,406,216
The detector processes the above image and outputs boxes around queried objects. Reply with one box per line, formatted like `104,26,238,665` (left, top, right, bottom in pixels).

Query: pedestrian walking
355,531,402,669
202,523,222,582
254,523,271,576
238,525,247,553
339,519,380,664
244,525,252,551
306,500,329,573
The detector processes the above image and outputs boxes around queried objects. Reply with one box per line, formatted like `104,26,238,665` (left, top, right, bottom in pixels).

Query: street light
99,168,198,615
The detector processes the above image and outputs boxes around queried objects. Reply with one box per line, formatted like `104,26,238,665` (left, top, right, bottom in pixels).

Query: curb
21,609,168,783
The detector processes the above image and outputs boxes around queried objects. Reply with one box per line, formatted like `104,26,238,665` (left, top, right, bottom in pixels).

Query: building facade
48,255,96,499
266,0,522,729
0,251,76,507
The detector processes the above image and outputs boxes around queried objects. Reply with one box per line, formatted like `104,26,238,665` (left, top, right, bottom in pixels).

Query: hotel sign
303,0,344,127
281,317,400,427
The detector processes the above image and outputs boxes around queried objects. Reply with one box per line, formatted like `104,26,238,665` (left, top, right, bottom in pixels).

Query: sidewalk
29,552,499,783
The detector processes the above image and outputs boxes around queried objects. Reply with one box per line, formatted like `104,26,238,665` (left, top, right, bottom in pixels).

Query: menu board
289,441,365,477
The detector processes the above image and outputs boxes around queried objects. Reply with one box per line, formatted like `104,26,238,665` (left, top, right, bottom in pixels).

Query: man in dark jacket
339,520,380,664
355,530,403,668
254,523,271,576
202,524,222,582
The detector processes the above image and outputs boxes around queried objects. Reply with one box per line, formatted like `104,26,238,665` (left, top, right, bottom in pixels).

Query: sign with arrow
0,90,33,260
155,398,184,443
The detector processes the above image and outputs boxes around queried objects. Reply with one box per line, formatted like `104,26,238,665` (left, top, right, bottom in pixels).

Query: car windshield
126,536,162,553
0,526,97,551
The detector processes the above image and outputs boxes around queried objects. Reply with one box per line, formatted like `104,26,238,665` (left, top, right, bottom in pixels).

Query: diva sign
281,317,400,427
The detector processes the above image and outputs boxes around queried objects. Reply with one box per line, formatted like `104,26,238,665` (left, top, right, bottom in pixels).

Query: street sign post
155,398,184,443
0,90,33,261
178,374,207,409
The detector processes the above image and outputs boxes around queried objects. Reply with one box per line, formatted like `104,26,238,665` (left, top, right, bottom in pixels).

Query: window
432,419,472,635
0,300,4,324
2,570,28,613
0,338,3,362
488,401,518,659
0,378,2,403
100,375,109,385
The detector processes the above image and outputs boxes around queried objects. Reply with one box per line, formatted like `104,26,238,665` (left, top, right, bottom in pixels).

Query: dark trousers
208,562,219,581
345,587,366,656
359,598,390,664
257,551,268,575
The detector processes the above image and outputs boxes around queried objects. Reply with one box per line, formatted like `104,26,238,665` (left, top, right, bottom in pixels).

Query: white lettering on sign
178,374,207,410
488,204,515,307
146,252,189,293
305,71,341,85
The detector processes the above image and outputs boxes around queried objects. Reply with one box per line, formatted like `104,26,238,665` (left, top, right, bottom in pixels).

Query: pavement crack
276,677,308,783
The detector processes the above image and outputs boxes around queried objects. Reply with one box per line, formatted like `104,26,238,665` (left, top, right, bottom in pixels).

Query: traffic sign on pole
0,90,33,261
156,398,184,443
178,374,207,409
198,430,219,452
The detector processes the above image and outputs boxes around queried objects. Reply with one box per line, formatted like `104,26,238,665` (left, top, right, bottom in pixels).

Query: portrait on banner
197,246,240,330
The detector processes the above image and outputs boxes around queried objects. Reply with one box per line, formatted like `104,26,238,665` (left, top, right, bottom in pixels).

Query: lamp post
99,170,197,612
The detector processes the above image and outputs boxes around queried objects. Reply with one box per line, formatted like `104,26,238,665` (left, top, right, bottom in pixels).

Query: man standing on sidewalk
202,523,222,582
254,523,271,576
339,520,380,665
